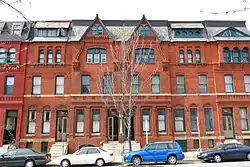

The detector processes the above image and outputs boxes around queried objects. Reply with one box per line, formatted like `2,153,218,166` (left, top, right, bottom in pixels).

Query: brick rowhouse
2,16,250,153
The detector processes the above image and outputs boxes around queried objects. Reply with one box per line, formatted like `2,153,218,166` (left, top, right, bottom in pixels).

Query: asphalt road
43,160,250,167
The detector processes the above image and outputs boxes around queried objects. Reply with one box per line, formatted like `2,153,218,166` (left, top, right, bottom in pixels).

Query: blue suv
123,142,185,165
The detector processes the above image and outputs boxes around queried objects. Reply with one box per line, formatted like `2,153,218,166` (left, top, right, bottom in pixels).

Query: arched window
8,48,16,63
87,48,106,64
196,50,201,63
241,47,249,62
38,49,44,63
0,48,6,64
91,25,97,35
92,24,103,35
47,49,53,64
179,50,185,63
232,47,240,62
223,48,230,63
188,50,193,63
97,25,103,35
56,49,61,63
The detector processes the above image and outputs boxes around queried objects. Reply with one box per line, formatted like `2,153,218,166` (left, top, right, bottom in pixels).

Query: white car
51,147,114,167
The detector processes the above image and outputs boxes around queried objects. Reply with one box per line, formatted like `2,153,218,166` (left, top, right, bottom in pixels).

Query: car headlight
201,153,207,157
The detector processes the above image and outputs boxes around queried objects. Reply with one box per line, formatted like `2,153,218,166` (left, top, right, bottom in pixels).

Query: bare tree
97,31,161,152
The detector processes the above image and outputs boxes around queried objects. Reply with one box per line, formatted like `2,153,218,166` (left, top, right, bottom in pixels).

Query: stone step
49,142,68,159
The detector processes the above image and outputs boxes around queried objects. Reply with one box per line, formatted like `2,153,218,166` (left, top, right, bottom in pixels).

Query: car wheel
60,159,70,167
25,160,35,167
213,154,222,163
247,153,250,160
132,156,141,166
96,158,105,166
168,155,177,164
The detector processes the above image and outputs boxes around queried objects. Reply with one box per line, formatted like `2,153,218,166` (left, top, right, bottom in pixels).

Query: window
232,47,240,62
41,142,48,153
38,49,44,63
142,109,150,132
88,148,100,154
187,50,193,63
27,110,36,134
152,74,160,94
0,48,6,63
223,48,230,62
8,48,16,63
167,143,178,149
244,75,250,93
174,29,202,38
92,109,100,133
47,50,53,64
147,144,157,150
156,143,167,150
139,25,150,36
176,75,185,94
103,74,112,94
190,108,198,132
204,108,213,131
76,109,84,133
5,76,14,95
224,75,234,93
179,50,185,63
56,49,61,63
196,50,201,63
174,108,185,132
92,24,103,35
38,29,58,37
42,109,50,134
132,74,140,94
157,109,166,132
87,48,106,64
55,76,64,95
242,48,249,62
135,48,154,64
208,139,214,148
26,142,33,148
81,75,90,94
199,75,208,93
12,24,21,35
240,108,249,131
193,140,199,149
32,76,41,95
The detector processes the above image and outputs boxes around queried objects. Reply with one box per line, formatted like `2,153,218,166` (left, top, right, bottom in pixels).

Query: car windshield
142,144,149,150
73,150,80,154
213,144,224,150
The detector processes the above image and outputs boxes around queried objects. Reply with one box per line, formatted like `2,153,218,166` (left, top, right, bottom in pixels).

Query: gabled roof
215,26,250,37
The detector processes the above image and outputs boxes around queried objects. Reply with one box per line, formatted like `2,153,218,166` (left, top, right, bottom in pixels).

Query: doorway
56,110,68,142
222,108,235,139
108,109,119,141
124,111,135,141
3,110,17,145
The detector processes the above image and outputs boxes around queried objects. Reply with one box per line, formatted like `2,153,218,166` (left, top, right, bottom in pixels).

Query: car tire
213,154,222,163
24,160,35,167
96,158,105,166
60,159,71,167
167,155,177,164
132,156,141,166
247,153,250,160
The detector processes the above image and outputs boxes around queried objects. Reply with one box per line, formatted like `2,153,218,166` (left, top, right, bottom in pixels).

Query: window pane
142,109,150,132
190,108,198,132
204,108,213,131
76,109,84,133
240,108,249,131
174,109,184,132
225,75,233,83
92,109,100,133
158,109,166,132
176,76,184,84
103,75,112,94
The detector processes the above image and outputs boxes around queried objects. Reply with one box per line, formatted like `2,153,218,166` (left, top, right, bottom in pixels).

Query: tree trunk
127,110,132,152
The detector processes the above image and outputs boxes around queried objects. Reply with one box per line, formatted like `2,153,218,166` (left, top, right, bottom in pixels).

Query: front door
108,110,119,141
223,108,235,139
108,117,114,141
56,111,68,142
3,110,17,145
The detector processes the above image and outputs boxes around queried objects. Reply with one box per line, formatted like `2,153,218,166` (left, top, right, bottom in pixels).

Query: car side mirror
145,148,148,152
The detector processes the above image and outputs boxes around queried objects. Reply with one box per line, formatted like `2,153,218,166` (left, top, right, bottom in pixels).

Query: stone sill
91,133,100,136
158,132,167,135
41,134,50,136
26,134,35,137
206,131,214,134
191,132,199,134
242,131,250,134
142,132,152,135
75,133,84,136
175,132,187,135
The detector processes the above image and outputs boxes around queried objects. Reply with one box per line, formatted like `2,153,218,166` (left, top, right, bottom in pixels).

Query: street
43,161,250,167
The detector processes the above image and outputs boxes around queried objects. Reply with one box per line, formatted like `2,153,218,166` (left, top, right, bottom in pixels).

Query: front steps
49,142,68,159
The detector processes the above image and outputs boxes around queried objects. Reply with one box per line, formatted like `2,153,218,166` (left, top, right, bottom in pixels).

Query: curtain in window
92,110,100,133
77,110,84,133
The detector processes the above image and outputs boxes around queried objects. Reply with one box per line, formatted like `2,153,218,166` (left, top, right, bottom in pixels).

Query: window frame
92,109,100,133
244,75,250,93
199,74,208,94
38,49,45,64
81,75,90,94
47,49,53,64
42,109,51,134
173,108,185,132
132,74,140,94
135,48,155,64
8,48,16,64
240,107,249,131
76,109,84,133
0,48,6,64
55,75,64,95
195,50,201,63
4,76,15,95
204,107,213,132
224,75,234,93
87,48,106,64
32,76,41,95
187,50,193,63
103,74,112,94
55,49,61,63
157,108,166,132
193,139,200,149
152,74,160,94
179,50,185,64
27,110,36,134
142,108,150,132
176,75,186,94
190,108,198,132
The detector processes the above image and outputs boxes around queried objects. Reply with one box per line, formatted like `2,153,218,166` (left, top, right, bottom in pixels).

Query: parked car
51,147,114,167
123,141,185,165
197,143,250,163
0,148,50,167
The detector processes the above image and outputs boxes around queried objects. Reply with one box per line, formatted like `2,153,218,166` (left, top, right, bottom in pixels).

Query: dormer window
37,28,68,37
12,24,21,35
139,25,150,36
174,29,203,38
92,24,103,35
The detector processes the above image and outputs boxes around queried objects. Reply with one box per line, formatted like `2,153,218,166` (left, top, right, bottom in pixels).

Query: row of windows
38,49,62,64
179,49,201,64
175,29,202,38
223,47,249,63
37,28,68,37
0,48,16,64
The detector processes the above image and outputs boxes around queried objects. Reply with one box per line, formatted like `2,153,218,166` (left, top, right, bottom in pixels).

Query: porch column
0,108,5,146
15,109,23,147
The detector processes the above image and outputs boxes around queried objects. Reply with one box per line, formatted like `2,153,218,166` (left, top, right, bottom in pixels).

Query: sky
1,0,250,27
